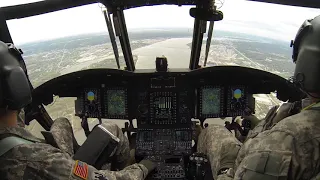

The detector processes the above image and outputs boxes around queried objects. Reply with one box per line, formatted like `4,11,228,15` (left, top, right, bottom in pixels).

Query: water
134,38,191,69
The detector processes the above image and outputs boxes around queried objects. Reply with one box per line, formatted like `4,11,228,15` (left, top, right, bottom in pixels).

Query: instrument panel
75,82,254,120
227,86,248,117
150,92,177,125
197,86,254,118
106,89,127,118
199,86,223,118
75,88,128,119
137,128,192,179
72,72,255,180
33,67,299,180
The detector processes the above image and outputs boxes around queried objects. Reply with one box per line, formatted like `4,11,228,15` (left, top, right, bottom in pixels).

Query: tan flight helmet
291,15,320,96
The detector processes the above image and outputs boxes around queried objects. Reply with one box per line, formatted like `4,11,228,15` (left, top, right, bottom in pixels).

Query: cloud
214,0,320,41
3,0,320,44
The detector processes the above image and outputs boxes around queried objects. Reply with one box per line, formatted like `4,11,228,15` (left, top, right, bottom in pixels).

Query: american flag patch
73,160,88,179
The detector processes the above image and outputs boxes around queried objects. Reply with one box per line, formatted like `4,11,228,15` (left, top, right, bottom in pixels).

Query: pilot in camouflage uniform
197,15,320,180
0,41,156,179
235,99,304,143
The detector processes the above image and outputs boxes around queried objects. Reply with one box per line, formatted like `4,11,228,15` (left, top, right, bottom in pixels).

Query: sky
1,0,320,44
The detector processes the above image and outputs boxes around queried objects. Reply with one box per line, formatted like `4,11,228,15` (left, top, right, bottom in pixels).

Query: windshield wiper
189,17,206,70
189,0,223,70
102,10,120,69
112,8,135,71
203,21,214,67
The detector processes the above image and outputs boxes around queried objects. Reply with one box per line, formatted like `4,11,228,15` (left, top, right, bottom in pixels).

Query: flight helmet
0,41,31,110
291,15,320,95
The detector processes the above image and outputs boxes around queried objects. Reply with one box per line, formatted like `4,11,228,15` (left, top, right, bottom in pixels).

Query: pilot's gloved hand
241,115,260,129
193,124,203,142
139,159,156,174
127,149,136,165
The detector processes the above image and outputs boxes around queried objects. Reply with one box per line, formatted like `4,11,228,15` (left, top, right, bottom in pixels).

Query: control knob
138,104,148,114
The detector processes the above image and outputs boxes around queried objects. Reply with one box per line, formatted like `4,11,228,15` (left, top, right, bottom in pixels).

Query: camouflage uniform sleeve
70,161,149,180
232,130,294,180
216,168,235,180
29,144,148,180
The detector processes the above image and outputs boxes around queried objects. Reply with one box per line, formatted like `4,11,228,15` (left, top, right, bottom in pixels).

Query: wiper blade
103,10,120,69
189,19,207,70
112,8,135,71
204,21,214,67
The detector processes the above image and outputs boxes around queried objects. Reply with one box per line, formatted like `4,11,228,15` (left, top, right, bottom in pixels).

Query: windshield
6,1,320,87
201,1,320,79
125,5,194,69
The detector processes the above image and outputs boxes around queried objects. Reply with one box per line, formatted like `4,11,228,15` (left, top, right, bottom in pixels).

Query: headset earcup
4,67,32,110
292,20,312,62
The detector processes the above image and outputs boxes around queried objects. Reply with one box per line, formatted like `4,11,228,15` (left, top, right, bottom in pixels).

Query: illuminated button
87,91,95,101
234,89,242,99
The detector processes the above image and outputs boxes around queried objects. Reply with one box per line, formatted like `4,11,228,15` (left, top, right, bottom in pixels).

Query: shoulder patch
73,160,88,179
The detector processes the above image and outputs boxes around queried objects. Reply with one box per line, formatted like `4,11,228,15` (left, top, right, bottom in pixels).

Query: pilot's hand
139,159,156,174
126,149,136,166
193,124,203,142
241,115,260,129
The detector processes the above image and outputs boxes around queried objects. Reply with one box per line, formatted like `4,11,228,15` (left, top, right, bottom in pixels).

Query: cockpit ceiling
0,0,319,20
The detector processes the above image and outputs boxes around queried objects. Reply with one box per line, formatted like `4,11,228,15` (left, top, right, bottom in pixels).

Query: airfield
24,30,287,143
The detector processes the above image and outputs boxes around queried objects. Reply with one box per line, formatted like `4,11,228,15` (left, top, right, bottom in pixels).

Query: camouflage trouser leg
100,122,130,168
50,117,77,156
197,125,242,179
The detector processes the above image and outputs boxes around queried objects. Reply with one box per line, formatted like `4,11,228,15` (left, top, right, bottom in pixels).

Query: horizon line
16,28,290,46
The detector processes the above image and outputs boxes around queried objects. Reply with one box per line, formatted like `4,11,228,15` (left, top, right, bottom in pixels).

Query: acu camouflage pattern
0,119,149,180
197,125,242,180
246,99,309,141
17,108,25,128
246,102,297,140
232,109,320,180
197,99,320,180
233,101,296,143
49,117,76,155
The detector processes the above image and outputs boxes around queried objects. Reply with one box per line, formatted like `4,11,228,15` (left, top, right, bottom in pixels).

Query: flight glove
139,159,156,174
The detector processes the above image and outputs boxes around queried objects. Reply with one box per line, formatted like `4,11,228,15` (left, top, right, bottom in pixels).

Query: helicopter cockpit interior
1,0,318,179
